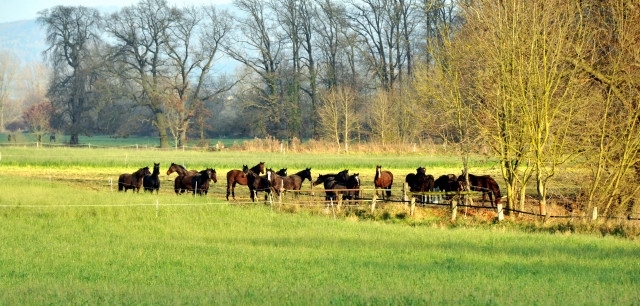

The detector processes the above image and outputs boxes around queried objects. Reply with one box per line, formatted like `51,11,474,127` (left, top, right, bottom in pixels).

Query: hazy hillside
0,19,45,63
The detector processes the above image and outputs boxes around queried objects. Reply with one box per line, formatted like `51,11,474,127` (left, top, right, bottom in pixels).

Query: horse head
417,167,426,175
208,168,217,183
259,162,265,174
337,169,349,182
312,174,328,186
301,168,312,181
276,168,287,176
152,163,160,175
167,162,177,175
242,165,249,174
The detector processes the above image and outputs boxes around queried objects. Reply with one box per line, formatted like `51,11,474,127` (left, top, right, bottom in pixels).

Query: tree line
1,0,638,216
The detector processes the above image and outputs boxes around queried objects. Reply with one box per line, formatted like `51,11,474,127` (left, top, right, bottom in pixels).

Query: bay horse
247,169,272,202
280,168,312,195
143,163,161,193
191,168,217,196
374,165,393,200
227,162,264,200
118,166,151,192
167,162,198,176
457,172,502,206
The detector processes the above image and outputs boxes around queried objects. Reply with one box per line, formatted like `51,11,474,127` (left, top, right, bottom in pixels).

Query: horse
247,169,272,202
374,165,393,200
177,168,216,194
227,162,264,200
191,168,217,196
405,167,435,203
49,134,56,142
118,167,151,192
276,168,288,176
434,174,459,201
345,173,361,200
311,170,349,187
457,172,502,206
280,168,312,196
313,174,347,201
143,163,161,193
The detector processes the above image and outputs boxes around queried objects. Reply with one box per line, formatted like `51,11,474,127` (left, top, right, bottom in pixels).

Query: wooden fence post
410,197,416,216
497,203,504,221
403,183,409,209
110,178,113,192
278,187,283,211
310,183,314,206
592,206,598,221
371,195,377,214
331,199,336,220
337,194,343,210
451,199,458,221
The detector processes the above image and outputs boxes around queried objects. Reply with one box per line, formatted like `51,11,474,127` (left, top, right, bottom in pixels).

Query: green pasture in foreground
0,175,639,304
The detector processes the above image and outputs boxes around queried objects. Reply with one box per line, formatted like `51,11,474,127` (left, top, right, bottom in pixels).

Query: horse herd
118,162,502,206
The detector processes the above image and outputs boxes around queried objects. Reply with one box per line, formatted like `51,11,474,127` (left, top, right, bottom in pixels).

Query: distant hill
0,19,46,63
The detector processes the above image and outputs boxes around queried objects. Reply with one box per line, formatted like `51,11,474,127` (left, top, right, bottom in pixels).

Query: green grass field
0,145,638,303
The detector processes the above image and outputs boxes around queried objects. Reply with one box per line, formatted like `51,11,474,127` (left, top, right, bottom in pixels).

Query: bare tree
38,5,101,144
0,50,19,132
107,0,176,148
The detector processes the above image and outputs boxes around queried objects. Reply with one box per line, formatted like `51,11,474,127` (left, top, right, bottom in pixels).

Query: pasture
0,145,639,303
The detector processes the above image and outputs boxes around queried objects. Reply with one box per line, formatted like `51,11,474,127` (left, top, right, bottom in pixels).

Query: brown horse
191,168,217,196
374,165,393,200
166,162,198,176
247,169,272,202
176,168,216,194
279,168,312,198
226,162,264,200
118,167,151,192
457,172,502,206
405,167,435,203
434,174,459,200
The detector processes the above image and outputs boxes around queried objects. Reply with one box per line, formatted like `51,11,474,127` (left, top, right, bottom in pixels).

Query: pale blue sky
0,0,232,23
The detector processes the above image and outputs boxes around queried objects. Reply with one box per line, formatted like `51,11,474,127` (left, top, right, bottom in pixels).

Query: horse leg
385,186,392,199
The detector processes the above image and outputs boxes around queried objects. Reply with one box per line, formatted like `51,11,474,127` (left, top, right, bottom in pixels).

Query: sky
0,0,232,23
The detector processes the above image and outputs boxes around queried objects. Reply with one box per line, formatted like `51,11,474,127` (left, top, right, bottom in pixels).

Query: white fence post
497,203,504,221
156,199,159,217
592,206,598,221
110,178,113,192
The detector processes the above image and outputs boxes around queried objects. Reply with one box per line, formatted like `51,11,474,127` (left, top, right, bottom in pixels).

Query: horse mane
250,162,263,174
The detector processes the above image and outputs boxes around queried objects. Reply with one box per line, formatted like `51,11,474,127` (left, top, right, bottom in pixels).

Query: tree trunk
154,111,170,148
70,134,79,145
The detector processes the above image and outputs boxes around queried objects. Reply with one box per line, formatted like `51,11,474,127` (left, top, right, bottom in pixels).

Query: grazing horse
374,165,393,200
191,168,217,196
118,167,151,192
434,174,459,200
457,172,502,206
227,162,264,200
247,169,272,202
143,163,161,193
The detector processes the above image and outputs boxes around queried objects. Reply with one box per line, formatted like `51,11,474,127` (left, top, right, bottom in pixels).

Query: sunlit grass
0,175,638,304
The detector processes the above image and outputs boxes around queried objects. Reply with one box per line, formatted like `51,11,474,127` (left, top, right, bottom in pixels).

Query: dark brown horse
247,169,272,202
191,168,217,196
313,174,347,201
434,174,459,200
226,162,264,200
374,165,393,200
143,163,161,193
280,168,312,196
176,168,216,194
406,167,435,203
118,167,151,192
457,172,502,206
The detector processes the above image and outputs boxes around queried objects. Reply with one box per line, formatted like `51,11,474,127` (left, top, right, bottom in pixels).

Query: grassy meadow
0,143,639,303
